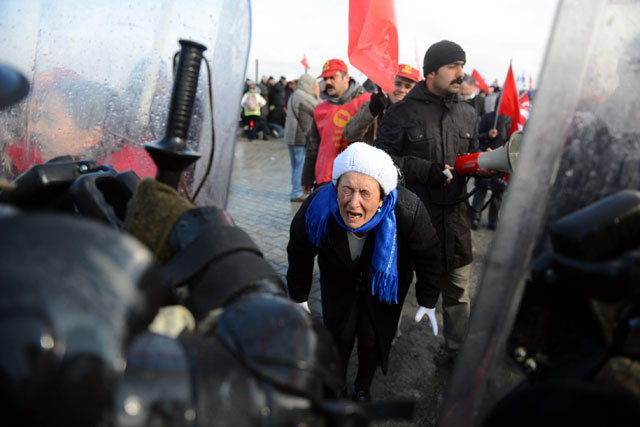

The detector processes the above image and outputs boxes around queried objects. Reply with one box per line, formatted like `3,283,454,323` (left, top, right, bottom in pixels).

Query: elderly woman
286,142,441,401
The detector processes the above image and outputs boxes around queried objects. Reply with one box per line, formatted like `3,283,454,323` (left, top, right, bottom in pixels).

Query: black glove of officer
368,90,389,117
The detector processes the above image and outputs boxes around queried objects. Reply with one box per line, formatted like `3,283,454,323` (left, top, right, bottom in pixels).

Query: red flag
301,54,309,70
471,69,490,94
348,0,398,94
497,63,521,137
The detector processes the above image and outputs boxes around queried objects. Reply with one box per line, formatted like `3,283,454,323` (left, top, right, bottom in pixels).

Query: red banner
348,0,398,94
301,54,309,69
497,63,521,137
471,68,490,94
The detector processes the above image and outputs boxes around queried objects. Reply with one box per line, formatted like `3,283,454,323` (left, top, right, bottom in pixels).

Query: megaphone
455,130,523,175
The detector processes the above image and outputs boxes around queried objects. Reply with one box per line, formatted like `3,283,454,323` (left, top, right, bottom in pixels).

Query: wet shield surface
439,0,640,425
0,0,250,208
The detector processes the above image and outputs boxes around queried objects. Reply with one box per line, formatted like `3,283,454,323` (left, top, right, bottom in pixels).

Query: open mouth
346,211,363,220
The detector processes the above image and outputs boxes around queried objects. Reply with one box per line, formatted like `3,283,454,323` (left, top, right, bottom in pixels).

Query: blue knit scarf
305,183,399,304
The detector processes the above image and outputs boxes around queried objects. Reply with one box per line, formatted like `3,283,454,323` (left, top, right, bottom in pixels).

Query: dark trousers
243,115,269,140
471,177,506,227
439,264,471,351
334,297,379,393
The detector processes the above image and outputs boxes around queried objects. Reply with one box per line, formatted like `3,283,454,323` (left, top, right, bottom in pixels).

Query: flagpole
493,59,512,129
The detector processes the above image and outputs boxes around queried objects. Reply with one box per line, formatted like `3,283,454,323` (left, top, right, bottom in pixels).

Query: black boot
352,388,371,402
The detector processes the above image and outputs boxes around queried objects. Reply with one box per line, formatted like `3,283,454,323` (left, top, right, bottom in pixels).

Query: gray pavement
227,136,299,279
226,134,496,426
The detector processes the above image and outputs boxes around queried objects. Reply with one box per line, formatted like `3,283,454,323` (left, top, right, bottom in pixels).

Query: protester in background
240,82,270,141
301,59,370,194
375,40,495,366
285,79,297,106
344,64,421,144
5,77,157,178
460,73,486,117
266,76,288,136
471,106,512,230
485,85,501,115
270,76,287,109
258,75,271,119
287,143,441,402
284,73,319,202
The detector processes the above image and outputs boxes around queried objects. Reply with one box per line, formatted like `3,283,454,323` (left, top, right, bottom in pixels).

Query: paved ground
226,135,496,426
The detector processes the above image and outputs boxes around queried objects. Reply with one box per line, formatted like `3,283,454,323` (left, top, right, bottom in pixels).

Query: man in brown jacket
344,64,421,144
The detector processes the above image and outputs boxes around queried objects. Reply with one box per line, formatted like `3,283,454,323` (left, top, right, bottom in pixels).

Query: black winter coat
374,82,479,271
478,111,512,150
270,82,287,108
286,186,441,373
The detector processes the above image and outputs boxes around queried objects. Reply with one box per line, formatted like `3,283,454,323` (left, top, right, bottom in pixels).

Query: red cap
396,64,421,82
318,59,348,78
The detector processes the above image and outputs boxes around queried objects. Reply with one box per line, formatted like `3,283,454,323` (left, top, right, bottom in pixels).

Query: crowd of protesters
264,40,535,402
238,40,538,404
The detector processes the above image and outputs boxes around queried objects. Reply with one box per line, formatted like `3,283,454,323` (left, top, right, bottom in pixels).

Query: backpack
245,92,259,111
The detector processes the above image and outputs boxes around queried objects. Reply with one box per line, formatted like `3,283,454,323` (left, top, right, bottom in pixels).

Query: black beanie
423,40,466,75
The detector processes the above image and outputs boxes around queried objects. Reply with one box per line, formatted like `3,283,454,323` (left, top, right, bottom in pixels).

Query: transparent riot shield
0,0,250,209
439,0,640,425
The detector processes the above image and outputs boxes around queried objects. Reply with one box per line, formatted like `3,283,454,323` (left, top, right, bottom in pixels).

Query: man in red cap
301,59,371,194
344,64,421,144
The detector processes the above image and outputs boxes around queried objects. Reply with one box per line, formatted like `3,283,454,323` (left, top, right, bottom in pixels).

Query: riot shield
0,0,250,209
439,0,640,425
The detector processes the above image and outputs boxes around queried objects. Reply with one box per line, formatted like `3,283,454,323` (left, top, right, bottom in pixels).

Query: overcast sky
248,0,559,87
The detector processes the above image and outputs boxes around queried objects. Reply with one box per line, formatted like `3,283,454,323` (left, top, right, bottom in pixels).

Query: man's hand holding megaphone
440,159,494,185
475,147,498,177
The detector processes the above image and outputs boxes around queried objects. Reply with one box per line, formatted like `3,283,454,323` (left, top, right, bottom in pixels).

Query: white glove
298,301,310,313
415,306,438,336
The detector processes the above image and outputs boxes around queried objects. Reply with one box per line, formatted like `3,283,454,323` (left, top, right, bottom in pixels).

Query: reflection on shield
0,0,250,209
440,0,640,425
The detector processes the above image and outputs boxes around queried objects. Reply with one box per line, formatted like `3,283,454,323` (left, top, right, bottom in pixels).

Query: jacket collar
321,78,365,105
406,81,459,108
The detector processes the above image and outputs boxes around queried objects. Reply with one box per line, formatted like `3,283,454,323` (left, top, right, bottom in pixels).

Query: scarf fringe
370,268,399,304
306,209,328,247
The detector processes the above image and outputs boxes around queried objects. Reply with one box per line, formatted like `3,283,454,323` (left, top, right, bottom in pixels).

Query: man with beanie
301,59,371,194
344,64,422,144
287,142,441,401
375,40,494,366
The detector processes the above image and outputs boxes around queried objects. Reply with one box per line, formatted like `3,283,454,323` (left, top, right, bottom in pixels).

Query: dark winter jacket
466,95,486,117
287,185,441,373
374,82,479,271
343,99,382,144
478,111,512,150
270,81,287,108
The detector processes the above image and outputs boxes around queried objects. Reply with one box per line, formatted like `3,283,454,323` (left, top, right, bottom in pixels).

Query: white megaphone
455,130,523,175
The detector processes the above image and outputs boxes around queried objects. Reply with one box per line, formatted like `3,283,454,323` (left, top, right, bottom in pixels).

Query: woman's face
337,171,383,230
31,91,101,160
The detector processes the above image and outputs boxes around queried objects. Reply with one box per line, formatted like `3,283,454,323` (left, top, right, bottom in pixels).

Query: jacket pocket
456,128,475,155
407,126,434,158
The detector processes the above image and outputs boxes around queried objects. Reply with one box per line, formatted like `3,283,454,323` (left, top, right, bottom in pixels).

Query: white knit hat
331,142,398,195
